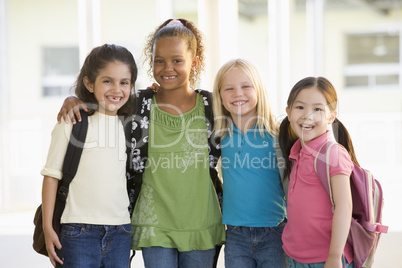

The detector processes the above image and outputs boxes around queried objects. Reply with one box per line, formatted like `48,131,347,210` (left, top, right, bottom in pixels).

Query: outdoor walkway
0,211,399,267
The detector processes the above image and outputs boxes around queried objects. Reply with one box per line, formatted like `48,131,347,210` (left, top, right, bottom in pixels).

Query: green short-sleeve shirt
131,94,225,251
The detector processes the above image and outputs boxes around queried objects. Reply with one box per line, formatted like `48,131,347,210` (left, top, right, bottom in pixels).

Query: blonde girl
213,59,288,268
279,76,356,268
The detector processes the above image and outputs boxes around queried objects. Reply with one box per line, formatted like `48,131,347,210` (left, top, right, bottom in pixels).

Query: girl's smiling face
84,60,132,116
152,37,198,91
286,86,336,146
220,68,258,125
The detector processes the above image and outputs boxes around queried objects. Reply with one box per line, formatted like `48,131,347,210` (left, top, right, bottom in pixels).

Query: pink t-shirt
282,132,354,264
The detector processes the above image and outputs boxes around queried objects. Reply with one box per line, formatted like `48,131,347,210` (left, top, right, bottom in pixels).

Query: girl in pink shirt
279,77,358,268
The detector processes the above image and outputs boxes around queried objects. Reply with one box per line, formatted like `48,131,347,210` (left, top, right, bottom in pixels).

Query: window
42,47,79,96
344,31,400,89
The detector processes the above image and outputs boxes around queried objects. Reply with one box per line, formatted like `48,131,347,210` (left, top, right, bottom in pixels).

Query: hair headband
167,19,183,27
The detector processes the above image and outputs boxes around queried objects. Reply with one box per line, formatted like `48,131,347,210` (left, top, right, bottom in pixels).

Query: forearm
328,204,352,259
42,176,64,266
41,176,59,230
327,173,353,261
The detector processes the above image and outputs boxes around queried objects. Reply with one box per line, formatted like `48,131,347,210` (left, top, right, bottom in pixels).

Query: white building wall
0,0,401,234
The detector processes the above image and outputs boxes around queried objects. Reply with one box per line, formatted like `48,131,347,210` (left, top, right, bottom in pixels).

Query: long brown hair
75,44,137,117
279,77,359,179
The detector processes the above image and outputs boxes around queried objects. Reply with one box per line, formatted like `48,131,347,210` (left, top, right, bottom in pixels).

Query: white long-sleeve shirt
41,111,130,225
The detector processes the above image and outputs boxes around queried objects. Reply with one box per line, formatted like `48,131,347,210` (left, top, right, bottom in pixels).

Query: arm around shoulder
57,96,87,124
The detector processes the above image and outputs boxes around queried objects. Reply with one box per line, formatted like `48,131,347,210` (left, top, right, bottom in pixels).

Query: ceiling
238,0,402,18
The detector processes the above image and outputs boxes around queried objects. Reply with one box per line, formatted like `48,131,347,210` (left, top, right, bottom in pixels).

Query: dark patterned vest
126,89,223,216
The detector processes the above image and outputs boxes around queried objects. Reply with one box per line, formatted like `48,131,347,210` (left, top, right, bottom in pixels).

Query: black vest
126,89,223,216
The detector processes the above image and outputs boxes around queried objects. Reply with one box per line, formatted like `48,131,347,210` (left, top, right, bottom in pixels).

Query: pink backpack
314,141,388,268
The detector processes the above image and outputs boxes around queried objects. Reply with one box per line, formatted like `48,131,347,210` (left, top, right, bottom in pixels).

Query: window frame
344,28,402,90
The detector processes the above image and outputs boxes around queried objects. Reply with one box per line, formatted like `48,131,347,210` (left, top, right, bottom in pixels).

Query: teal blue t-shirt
221,123,286,227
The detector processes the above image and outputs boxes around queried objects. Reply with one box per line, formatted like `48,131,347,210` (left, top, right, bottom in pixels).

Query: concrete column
155,0,173,23
267,0,291,117
0,0,7,120
217,0,238,64
78,0,102,65
198,0,238,90
0,0,9,212
306,0,324,76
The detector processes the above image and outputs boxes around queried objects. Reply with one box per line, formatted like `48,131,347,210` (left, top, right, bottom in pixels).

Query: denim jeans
288,256,354,268
60,223,131,268
224,220,287,268
142,246,216,268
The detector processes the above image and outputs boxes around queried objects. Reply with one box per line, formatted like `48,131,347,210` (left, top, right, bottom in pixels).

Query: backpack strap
195,89,223,207
314,140,349,267
195,89,222,268
274,135,289,200
57,111,89,202
314,140,337,208
53,110,88,234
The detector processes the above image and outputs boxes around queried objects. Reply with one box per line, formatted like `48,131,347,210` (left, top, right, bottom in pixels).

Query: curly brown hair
143,18,206,89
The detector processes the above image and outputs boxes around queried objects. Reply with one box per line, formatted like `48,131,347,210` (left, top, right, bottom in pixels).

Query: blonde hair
212,59,278,139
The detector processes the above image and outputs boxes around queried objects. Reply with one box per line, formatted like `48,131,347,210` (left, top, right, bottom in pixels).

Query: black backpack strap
196,89,223,207
196,90,223,268
57,111,89,202
52,111,88,262
53,111,88,224
127,89,154,216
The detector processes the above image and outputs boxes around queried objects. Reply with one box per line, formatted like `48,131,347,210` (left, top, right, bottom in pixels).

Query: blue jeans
60,223,131,268
288,257,354,268
225,220,287,268
142,246,216,268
